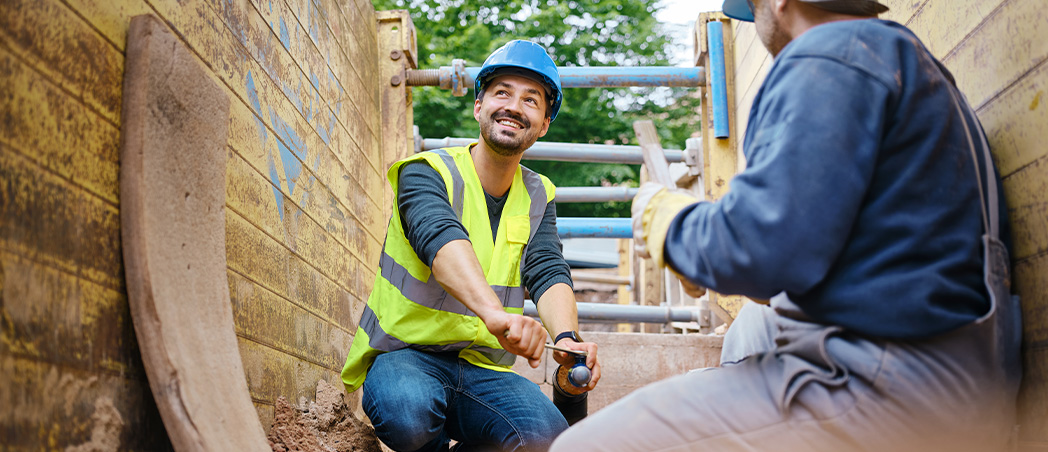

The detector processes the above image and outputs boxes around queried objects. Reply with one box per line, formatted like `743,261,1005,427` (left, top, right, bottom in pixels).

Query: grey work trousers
551,242,1020,452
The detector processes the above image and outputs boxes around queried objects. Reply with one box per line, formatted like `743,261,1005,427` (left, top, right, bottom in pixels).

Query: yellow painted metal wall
729,0,1048,448
0,0,386,447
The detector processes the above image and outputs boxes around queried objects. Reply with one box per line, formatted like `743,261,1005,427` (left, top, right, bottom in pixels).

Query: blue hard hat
475,40,563,122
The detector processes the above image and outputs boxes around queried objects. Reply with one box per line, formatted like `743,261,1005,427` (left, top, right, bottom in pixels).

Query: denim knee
363,384,446,451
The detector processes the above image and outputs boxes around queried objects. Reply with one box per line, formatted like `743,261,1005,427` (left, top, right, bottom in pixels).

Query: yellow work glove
630,182,699,268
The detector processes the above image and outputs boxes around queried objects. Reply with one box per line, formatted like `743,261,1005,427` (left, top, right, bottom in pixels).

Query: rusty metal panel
1003,157,1048,261
227,270,355,371
0,48,121,205
0,0,125,123
0,355,172,450
236,338,346,425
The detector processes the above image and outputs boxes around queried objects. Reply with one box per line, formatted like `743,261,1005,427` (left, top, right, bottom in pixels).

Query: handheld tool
545,343,591,387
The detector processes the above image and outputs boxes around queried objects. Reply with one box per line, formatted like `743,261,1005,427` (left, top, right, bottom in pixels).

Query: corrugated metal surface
0,0,384,446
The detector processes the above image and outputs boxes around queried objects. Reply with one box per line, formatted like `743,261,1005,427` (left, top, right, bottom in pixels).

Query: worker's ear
537,117,550,138
474,98,482,122
772,0,788,17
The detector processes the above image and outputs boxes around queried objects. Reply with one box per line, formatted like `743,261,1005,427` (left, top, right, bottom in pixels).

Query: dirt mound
268,380,382,452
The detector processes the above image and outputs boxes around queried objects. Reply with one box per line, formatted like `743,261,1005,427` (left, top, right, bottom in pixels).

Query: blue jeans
362,349,568,452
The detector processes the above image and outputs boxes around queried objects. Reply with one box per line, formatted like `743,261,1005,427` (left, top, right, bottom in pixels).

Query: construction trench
0,0,1046,450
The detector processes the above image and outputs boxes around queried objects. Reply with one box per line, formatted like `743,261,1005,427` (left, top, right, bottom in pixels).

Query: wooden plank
0,355,170,450
1014,253,1048,345
980,60,1048,177
0,48,121,205
0,147,123,291
227,270,354,371
906,0,1007,58
945,0,1048,110
0,0,125,124
119,16,268,448
1018,346,1048,444
0,251,141,375
236,337,346,410
735,55,772,151
1002,154,1048,261
634,120,674,187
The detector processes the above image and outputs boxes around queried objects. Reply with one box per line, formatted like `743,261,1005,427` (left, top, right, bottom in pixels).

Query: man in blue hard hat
342,40,600,452
553,0,1020,451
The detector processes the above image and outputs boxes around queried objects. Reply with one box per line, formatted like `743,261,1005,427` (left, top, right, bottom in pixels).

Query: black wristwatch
555,330,583,344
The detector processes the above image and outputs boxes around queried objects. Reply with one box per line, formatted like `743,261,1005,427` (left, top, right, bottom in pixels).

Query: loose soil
267,380,382,452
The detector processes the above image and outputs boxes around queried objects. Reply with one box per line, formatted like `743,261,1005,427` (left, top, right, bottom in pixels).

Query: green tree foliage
373,0,700,217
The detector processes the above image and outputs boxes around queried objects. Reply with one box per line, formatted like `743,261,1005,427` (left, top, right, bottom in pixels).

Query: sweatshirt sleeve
397,161,470,267
522,200,573,303
663,56,891,299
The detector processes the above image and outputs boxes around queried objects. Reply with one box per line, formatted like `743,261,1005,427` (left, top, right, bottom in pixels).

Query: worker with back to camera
552,0,1020,451
341,39,600,452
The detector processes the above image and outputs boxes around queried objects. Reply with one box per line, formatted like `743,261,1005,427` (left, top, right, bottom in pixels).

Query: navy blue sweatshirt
664,19,1011,339
397,160,573,303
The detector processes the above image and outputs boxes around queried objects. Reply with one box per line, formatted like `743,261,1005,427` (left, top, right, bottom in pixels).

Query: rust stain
1031,90,1043,111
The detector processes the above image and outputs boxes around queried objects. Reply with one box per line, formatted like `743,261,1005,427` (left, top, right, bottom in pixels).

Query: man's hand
630,183,699,266
485,311,546,368
552,338,601,392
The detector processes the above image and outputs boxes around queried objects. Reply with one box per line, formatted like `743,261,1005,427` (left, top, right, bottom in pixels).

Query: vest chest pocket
506,215,531,244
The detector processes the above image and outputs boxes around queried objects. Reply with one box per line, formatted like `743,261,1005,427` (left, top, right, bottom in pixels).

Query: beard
756,1,791,56
479,110,542,157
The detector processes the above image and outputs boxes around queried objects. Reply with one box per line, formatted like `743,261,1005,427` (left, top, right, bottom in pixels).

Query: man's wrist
555,330,583,344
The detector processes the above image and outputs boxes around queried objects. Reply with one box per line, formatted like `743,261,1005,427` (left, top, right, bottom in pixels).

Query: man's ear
537,117,551,138
474,98,482,122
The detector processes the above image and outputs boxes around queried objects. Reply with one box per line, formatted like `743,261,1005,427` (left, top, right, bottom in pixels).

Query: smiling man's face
474,74,552,157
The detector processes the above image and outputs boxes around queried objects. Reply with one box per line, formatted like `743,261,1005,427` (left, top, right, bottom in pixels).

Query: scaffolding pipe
571,273,631,285
407,66,706,90
558,218,631,239
523,300,700,324
556,187,638,203
707,21,730,139
419,137,684,164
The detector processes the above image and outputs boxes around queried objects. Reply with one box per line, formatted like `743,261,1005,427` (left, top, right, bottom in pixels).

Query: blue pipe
707,22,729,139
464,66,704,88
557,217,632,239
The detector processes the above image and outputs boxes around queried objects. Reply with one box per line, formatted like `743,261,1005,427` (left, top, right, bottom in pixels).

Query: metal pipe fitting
407,65,706,94
557,217,632,239
556,187,638,203
419,137,684,164
523,300,701,324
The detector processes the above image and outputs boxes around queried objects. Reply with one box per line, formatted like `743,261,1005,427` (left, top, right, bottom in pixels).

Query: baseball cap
722,0,889,22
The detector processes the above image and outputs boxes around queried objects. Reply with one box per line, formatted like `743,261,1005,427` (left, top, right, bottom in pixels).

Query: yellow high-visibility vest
341,146,556,392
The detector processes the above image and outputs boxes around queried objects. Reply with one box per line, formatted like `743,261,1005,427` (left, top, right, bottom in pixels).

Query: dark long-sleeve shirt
397,160,573,303
664,19,1010,339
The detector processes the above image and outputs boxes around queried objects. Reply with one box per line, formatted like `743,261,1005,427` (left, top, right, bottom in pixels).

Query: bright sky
655,0,724,66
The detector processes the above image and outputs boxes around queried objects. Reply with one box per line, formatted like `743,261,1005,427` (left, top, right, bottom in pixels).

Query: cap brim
722,0,755,21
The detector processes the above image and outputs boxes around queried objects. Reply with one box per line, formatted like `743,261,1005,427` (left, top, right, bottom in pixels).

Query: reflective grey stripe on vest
432,149,465,219
379,251,526,311
360,304,517,366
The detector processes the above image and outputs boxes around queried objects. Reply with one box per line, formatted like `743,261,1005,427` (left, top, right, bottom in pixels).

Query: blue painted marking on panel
557,218,632,239
245,71,268,143
279,17,291,51
707,21,729,139
268,110,307,198
269,160,285,220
